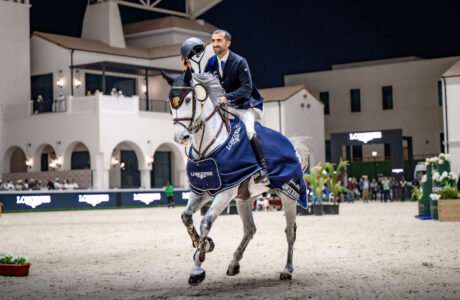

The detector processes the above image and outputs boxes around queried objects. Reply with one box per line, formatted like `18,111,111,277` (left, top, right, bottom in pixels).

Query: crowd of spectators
0,178,79,191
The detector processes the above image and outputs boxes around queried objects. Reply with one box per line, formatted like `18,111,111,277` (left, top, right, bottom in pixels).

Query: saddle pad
187,158,221,191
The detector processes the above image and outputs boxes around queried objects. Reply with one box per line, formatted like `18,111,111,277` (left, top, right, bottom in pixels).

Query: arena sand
1,202,459,299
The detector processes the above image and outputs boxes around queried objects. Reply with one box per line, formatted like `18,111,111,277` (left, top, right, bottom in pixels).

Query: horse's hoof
188,271,206,286
206,237,215,253
226,264,240,276
280,272,292,280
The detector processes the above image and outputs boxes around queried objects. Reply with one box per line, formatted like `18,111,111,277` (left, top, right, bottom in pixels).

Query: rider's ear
184,67,192,84
161,71,174,86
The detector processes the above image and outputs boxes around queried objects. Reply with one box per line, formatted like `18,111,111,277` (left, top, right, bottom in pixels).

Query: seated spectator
54,178,63,190
6,180,15,190
28,179,36,190
110,88,117,96
35,180,43,190
71,180,79,190
15,179,24,191
47,179,55,190
64,179,73,190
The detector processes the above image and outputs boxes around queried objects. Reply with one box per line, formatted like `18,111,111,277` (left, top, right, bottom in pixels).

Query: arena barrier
0,189,190,211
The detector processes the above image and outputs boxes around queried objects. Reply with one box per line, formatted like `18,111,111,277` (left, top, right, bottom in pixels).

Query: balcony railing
3,0,29,4
139,98,170,113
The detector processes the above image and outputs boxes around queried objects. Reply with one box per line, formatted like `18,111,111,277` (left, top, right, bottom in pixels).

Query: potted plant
304,166,327,216
323,159,349,214
430,170,459,221
0,251,31,276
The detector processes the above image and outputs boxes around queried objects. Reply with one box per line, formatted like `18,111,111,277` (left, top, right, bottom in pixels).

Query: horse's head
162,68,211,145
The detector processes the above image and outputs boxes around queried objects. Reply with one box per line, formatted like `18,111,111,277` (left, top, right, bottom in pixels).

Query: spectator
47,179,55,190
54,178,62,190
390,176,399,201
71,180,79,190
400,178,408,201
412,176,420,189
370,178,378,200
28,179,36,190
382,177,391,202
64,179,73,190
362,175,369,203
35,180,43,190
15,179,24,191
346,178,355,203
164,181,174,208
6,180,14,190
111,88,117,96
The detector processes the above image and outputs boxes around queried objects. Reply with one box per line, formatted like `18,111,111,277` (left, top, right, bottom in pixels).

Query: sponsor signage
133,193,161,205
78,194,110,207
16,195,51,209
182,192,190,200
349,131,382,144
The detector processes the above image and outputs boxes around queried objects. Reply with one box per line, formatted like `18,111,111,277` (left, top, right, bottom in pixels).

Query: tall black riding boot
250,134,270,185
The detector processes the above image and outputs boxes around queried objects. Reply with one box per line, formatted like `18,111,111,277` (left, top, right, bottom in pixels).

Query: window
85,74,137,96
31,74,53,113
440,133,445,153
352,145,362,161
350,89,361,112
325,140,331,162
384,143,391,160
151,151,172,188
382,86,393,110
71,151,90,169
320,92,329,114
438,80,443,106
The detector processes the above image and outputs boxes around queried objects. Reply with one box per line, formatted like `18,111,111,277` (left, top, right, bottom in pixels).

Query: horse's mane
192,73,225,104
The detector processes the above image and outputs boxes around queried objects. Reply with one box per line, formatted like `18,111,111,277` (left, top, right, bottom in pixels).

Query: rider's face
211,33,231,57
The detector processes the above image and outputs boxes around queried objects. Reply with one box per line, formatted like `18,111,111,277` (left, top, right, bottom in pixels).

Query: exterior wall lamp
57,70,65,88
147,156,154,166
25,158,33,169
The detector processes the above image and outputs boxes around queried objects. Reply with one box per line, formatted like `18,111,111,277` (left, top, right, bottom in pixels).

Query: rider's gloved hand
218,96,227,104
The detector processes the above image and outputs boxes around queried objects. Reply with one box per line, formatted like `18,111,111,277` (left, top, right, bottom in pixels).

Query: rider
180,31,269,185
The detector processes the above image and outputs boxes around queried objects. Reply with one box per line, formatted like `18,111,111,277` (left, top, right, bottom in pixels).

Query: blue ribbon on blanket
187,119,307,208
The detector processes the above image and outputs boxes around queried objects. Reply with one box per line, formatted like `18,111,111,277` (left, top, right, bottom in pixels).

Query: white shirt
217,50,229,77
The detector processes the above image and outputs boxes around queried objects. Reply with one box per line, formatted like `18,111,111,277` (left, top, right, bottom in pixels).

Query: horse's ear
161,70,174,86
184,67,192,85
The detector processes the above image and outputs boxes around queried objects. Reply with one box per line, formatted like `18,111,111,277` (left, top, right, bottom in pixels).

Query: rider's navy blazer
204,50,263,109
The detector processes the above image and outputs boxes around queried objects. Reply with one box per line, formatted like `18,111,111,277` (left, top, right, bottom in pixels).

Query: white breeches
227,107,261,140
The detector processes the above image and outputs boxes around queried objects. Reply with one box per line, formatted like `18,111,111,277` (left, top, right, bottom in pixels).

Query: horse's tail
289,137,315,172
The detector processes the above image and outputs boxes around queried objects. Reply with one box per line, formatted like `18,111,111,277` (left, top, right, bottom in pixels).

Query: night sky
30,0,460,88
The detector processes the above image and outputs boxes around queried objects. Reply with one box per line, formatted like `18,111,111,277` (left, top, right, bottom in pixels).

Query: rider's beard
213,46,227,56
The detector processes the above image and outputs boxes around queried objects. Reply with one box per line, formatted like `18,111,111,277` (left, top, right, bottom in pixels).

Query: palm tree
323,159,349,205
304,166,327,204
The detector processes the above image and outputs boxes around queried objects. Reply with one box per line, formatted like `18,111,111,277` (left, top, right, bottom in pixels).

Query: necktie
220,60,225,77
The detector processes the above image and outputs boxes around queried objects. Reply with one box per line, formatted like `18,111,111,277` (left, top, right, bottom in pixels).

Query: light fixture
111,157,119,167
57,70,64,88
147,156,154,166
74,78,82,88
372,151,377,157
25,158,33,169
142,85,147,94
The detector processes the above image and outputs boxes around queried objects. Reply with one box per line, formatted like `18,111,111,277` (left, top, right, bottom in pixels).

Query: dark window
440,133,445,153
120,150,140,188
41,153,49,171
85,74,137,96
384,144,391,160
382,86,393,110
71,151,91,170
31,74,53,113
320,92,329,114
151,151,172,188
352,145,362,161
350,89,361,112
438,80,443,106
325,140,331,162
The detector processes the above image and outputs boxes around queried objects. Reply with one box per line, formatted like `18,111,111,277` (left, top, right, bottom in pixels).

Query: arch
33,143,57,172
152,142,185,187
108,140,145,188
63,141,91,170
2,146,27,173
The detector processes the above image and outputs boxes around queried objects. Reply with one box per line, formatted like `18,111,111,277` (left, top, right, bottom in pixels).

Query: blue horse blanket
187,119,307,208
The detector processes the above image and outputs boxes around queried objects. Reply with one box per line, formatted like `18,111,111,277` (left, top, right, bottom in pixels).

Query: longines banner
0,190,189,211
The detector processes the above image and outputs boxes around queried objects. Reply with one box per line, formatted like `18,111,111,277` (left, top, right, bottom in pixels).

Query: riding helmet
181,37,206,59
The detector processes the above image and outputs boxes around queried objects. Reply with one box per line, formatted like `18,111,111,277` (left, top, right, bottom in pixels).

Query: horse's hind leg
181,192,211,250
279,193,297,280
227,196,257,276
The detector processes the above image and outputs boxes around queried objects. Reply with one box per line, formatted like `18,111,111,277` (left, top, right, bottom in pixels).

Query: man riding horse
181,30,269,185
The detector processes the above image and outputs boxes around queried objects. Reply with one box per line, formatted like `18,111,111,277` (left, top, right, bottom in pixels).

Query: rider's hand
218,96,227,104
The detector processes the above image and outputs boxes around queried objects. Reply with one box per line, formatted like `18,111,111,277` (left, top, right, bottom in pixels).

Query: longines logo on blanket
282,179,300,201
226,126,241,151
16,195,51,209
191,171,213,180
133,193,161,205
78,194,110,207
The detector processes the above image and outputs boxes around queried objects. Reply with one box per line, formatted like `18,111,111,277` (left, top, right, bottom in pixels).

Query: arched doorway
70,143,91,170
151,143,184,188
38,145,57,171
7,147,27,173
109,142,141,188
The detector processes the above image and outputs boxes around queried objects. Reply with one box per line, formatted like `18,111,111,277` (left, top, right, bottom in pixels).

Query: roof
443,60,460,77
123,16,218,35
259,85,324,105
32,31,181,60
71,61,182,77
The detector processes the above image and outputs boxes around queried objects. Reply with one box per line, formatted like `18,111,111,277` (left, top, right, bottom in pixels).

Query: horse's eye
185,96,191,103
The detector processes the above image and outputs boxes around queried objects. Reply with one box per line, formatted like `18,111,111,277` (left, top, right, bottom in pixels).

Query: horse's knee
247,224,257,236
181,211,193,226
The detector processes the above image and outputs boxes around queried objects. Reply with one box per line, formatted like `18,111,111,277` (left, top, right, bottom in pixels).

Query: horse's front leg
188,187,238,286
181,192,211,250
226,196,257,276
279,194,297,280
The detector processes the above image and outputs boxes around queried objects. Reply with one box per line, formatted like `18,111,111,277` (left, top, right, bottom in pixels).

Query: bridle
170,85,235,159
